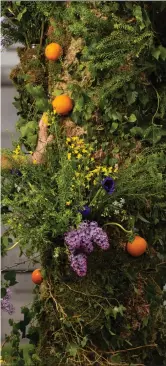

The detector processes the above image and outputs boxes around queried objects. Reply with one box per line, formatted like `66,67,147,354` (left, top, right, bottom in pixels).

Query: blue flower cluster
65,221,110,277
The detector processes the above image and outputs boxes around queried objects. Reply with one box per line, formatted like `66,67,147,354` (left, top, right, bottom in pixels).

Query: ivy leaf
130,126,143,137
66,343,79,357
4,270,18,286
127,91,138,105
110,122,118,132
152,46,166,61
111,354,121,363
128,114,137,123
81,336,88,347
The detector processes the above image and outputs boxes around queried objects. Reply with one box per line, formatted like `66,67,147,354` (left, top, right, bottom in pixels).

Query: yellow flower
89,146,94,152
72,136,79,141
77,153,82,159
66,137,71,143
66,201,71,206
91,157,94,162
108,167,113,173
42,112,49,125
75,172,80,177
74,150,79,155
82,149,88,154
67,153,71,160
53,110,57,115
114,167,118,173
102,167,107,173
33,159,37,164
29,151,33,155
85,167,89,171
13,145,21,155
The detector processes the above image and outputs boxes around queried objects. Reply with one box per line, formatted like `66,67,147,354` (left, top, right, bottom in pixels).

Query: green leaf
152,46,166,61
129,114,137,123
137,213,150,224
4,270,17,286
130,126,143,137
133,5,145,30
66,343,79,357
111,122,118,132
127,91,138,105
1,287,7,298
16,7,27,21
81,336,88,348
20,121,37,137
52,89,63,97
111,354,121,363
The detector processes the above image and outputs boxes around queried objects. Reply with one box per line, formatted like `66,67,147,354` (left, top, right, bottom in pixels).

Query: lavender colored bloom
65,221,110,276
101,176,115,194
64,230,81,252
90,223,109,250
1,288,15,315
80,205,91,218
70,253,87,277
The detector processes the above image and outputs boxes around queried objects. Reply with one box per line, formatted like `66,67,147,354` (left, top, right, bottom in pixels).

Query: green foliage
1,2,166,366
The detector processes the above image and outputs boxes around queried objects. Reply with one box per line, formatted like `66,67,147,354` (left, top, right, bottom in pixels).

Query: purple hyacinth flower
80,205,91,218
70,253,87,277
89,222,110,250
1,288,15,315
101,176,115,194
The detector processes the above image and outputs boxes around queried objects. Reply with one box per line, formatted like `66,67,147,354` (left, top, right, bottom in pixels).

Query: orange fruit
126,236,147,257
1,155,13,170
45,43,63,61
32,269,43,285
52,94,73,115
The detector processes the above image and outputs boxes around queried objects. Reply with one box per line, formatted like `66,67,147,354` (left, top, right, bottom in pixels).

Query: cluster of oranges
45,42,73,115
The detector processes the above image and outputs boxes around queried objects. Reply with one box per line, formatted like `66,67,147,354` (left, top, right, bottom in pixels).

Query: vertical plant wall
1,2,166,366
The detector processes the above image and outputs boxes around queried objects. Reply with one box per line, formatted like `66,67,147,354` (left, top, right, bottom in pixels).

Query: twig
40,19,45,49
103,343,157,355
47,281,67,318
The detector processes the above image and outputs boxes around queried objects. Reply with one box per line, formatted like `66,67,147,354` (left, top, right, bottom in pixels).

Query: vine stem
103,222,133,235
7,241,20,251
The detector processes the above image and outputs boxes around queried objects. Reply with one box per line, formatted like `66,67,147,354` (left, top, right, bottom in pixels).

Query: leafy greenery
1,2,166,366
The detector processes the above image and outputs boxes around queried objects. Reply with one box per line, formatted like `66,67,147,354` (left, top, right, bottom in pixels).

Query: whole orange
1,155,13,170
45,43,63,61
127,236,147,257
32,269,43,285
52,94,73,115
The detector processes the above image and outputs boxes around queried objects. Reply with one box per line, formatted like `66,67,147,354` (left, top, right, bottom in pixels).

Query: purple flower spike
64,230,81,252
101,176,115,194
80,205,91,218
70,253,87,277
1,288,15,315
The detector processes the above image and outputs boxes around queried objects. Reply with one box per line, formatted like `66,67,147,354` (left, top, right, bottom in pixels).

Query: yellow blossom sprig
13,145,21,155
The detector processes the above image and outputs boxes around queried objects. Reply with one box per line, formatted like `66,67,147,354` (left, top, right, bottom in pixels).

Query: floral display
65,221,109,276
1,2,166,366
